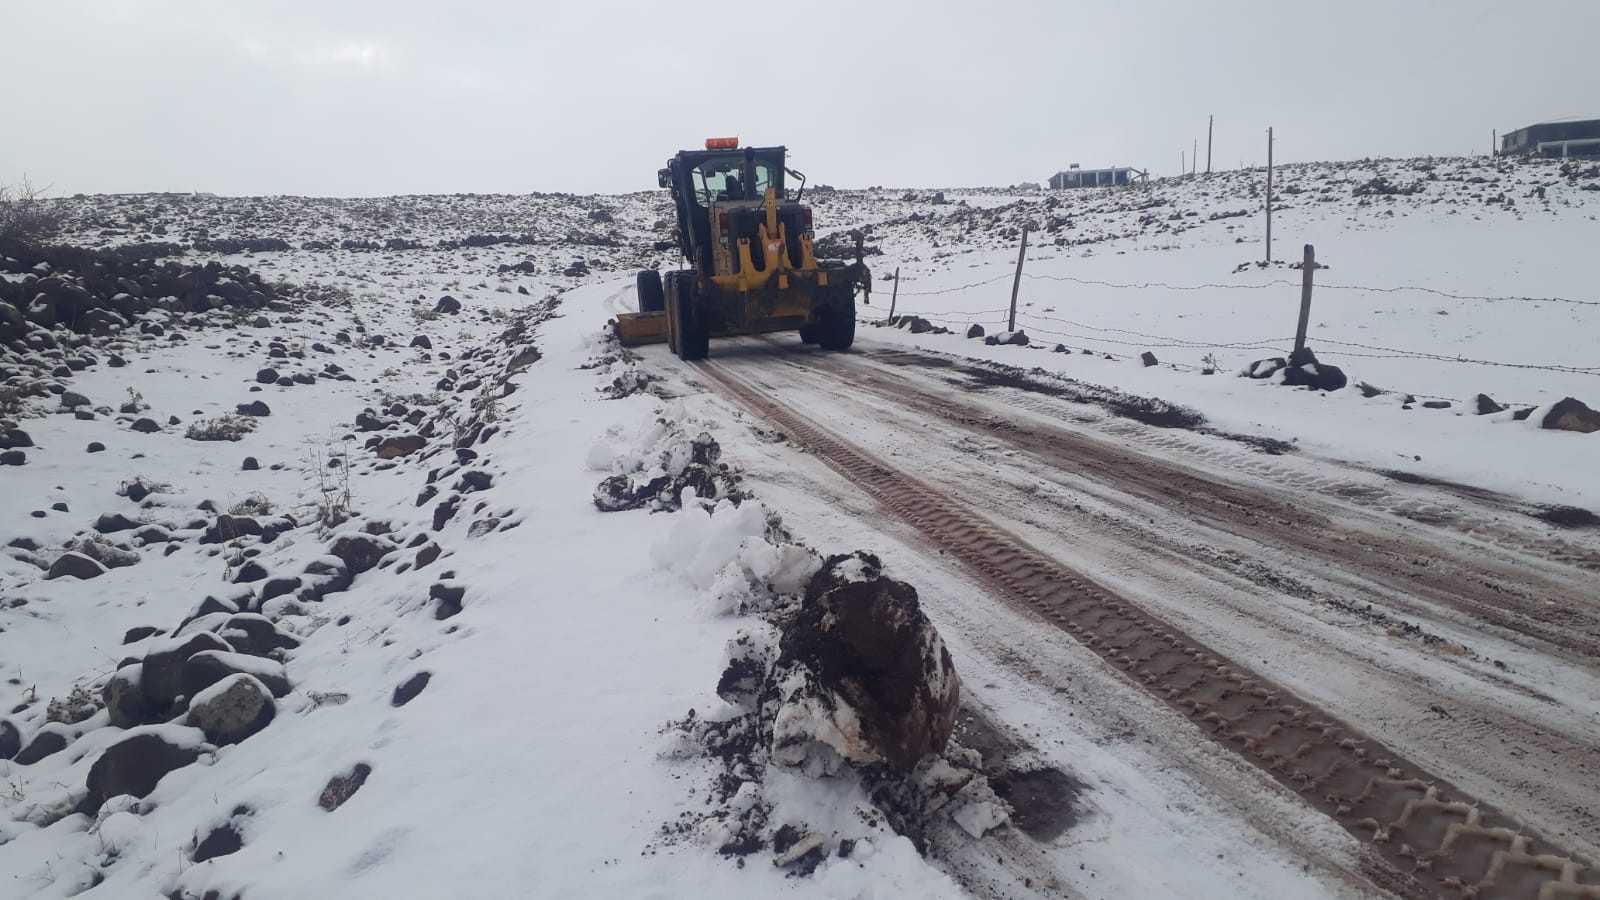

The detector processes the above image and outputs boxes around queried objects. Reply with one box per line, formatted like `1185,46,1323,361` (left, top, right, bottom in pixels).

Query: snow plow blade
615,311,668,346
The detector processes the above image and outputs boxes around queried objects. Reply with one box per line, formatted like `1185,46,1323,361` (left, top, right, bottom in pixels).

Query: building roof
1511,116,1600,130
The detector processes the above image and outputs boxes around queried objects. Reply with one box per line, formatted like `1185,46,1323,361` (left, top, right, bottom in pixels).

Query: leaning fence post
1292,244,1315,364
1008,226,1028,333
887,266,900,320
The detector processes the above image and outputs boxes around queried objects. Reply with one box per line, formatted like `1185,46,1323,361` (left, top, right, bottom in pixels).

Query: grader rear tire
666,271,708,361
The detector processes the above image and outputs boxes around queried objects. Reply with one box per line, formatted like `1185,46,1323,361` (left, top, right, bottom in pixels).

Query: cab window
690,156,744,206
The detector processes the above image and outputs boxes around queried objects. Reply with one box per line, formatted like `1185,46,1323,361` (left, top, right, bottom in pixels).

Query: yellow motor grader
615,139,870,360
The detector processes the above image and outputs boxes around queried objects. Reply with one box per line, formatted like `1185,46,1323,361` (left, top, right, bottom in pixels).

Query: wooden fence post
1292,244,1315,364
887,266,900,320
1265,127,1274,263
1008,227,1028,333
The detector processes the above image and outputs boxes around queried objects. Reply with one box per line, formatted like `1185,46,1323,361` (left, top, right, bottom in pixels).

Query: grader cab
615,139,870,360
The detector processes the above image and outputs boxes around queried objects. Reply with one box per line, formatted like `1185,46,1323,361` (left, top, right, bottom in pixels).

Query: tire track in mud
821,348,1600,662
867,347,1600,574
699,355,1600,900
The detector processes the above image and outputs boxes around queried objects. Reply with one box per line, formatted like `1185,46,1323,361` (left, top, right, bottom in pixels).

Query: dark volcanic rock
236,400,271,417
187,673,276,744
95,512,141,534
1244,357,1287,379
770,553,961,773
1542,397,1600,434
217,613,300,657
14,727,71,765
182,650,290,699
84,730,204,814
374,434,427,458
142,632,232,706
319,762,373,811
103,664,157,729
0,719,19,760
430,582,465,619
392,672,432,707
328,533,396,575
46,551,108,580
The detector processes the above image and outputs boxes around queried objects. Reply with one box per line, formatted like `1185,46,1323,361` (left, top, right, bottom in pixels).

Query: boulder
0,449,24,466
83,728,204,813
254,368,278,384
260,576,302,602
431,582,465,619
328,533,396,575
0,718,18,760
374,434,427,458
46,551,108,580
434,295,461,314
1541,397,1600,434
181,650,291,699
14,726,71,764
236,400,271,417
94,512,141,534
103,664,157,728
141,631,232,706
122,625,163,643
1244,357,1287,379
769,554,961,774
298,556,352,601
1140,351,1159,367
410,335,432,349
1475,393,1506,415
216,613,300,657
186,674,276,744
1282,361,1348,391
131,417,161,433
965,323,985,339
202,514,262,544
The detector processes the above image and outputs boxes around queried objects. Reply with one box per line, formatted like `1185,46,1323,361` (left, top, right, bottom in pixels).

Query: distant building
1500,117,1600,157
1048,165,1146,189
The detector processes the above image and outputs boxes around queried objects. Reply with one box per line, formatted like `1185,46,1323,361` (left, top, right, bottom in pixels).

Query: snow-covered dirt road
636,327,1600,898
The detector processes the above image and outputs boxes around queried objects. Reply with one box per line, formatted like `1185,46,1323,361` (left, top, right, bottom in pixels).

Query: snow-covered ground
3,153,1597,899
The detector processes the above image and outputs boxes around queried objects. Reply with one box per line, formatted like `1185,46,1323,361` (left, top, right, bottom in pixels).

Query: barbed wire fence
868,242,1600,405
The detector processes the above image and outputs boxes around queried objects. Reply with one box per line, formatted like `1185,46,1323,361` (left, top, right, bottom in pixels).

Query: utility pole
1492,129,1497,157
887,266,900,320
1192,138,1198,175
1292,244,1316,364
1181,150,1185,179
1206,115,1214,174
1265,127,1274,263
1007,227,1028,334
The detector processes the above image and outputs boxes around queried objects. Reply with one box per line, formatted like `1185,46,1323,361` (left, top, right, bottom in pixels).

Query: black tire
798,324,821,345
818,284,856,351
667,272,708,360
636,269,664,313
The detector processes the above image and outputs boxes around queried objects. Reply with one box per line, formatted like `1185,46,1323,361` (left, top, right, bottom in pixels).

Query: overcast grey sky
6,0,1597,196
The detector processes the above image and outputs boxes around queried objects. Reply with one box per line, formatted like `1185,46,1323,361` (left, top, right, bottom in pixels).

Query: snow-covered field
2,153,1597,899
